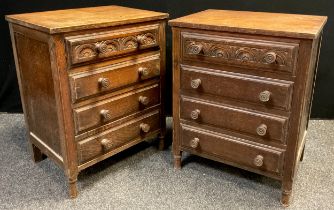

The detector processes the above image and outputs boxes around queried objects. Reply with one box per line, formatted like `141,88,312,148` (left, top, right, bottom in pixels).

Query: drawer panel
66,24,160,65
181,65,293,110
78,110,160,164
181,32,299,74
180,124,284,175
74,84,160,133
180,97,288,144
70,54,160,102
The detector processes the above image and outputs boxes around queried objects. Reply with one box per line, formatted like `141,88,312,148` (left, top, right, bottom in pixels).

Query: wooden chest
169,10,327,206
6,6,168,198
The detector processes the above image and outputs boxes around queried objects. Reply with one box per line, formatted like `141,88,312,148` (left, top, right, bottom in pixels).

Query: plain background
1,0,333,118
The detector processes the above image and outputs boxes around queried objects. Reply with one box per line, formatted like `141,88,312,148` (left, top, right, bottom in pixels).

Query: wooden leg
30,143,45,162
281,181,293,207
68,177,78,199
300,145,305,161
158,134,165,150
281,190,292,207
174,151,182,169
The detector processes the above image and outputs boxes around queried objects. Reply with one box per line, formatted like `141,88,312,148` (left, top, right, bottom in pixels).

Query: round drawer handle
253,155,264,167
190,137,200,149
98,77,110,88
187,43,203,55
95,42,108,53
101,138,113,151
138,96,150,106
264,52,277,64
140,123,150,133
190,109,200,120
259,90,271,102
100,109,112,121
191,79,201,89
256,124,267,136
137,34,147,45
138,67,150,77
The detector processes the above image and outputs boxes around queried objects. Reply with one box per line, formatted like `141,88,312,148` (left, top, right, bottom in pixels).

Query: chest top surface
169,9,327,39
6,5,169,34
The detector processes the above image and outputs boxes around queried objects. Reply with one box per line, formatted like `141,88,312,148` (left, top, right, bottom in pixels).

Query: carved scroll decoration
184,40,291,68
72,32,157,64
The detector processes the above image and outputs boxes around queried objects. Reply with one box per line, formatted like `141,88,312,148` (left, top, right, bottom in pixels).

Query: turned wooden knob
190,137,200,148
95,42,108,53
191,79,201,89
264,52,277,64
140,123,150,133
190,109,200,120
259,90,271,102
101,138,113,151
100,109,111,121
256,124,267,136
138,67,149,77
138,96,149,105
254,155,264,167
98,77,110,88
187,43,203,55
137,34,149,45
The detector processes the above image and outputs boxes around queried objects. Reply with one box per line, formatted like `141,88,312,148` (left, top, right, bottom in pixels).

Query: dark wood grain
170,9,326,206
181,32,299,74
180,65,294,111
180,124,284,177
70,53,160,102
78,110,160,164
169,9,327,39
180,96,288,144
74,84,160,133
7,6,168,198
6,6,168,34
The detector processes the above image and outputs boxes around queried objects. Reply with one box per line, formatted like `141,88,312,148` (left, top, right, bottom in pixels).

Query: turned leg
300,145,305,161
68,177,78,199
30,143,46,162
158,115,166,151
281,181,293,207
158,134,165,150
174,150,182,169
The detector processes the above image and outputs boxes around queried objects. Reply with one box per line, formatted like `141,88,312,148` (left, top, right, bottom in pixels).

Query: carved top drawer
66,24,160,65
182,32,299,75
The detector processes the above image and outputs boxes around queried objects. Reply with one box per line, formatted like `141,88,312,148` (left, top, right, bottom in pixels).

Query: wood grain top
6,6,169,34
169,9,327,39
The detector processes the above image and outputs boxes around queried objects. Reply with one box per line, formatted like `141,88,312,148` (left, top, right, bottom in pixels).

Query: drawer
78,110,160,164
180,97,288,144
180,124,284,175
181,32,299,74
73,84,160,133
70,54,160,102
181,65,293,110
66,24,160,65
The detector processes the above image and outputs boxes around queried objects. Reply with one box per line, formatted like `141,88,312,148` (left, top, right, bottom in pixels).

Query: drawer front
180,124,284,175
78,111,160,164
66,24,160,65
74,84,160,133
70,54,160,102
182,32,299,74
181,65,293,110
180,97,288,144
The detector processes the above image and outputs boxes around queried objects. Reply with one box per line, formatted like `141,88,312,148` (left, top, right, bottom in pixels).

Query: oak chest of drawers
169,10,327,206
6,6,168,198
